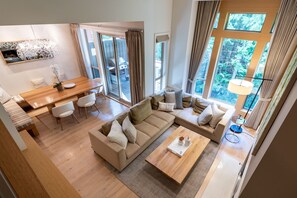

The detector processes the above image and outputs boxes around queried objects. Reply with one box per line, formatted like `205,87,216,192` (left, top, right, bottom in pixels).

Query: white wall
168,0,195,89
237,80,297,197
0,24,81,95
239,80,297,192
0,0,173,96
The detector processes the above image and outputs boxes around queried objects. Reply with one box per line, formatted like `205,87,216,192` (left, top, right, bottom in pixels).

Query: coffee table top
145,126,210,184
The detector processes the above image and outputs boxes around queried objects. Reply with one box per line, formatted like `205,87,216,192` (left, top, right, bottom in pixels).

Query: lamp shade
228,79,253,96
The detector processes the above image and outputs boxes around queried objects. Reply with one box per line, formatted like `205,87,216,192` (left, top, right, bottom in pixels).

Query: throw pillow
165,91,176,105
0,87,11,104
102,112,128,136
158,102,175,112
182,94,192,108
129,98,153,125
197,105,213,125
192,97,213,114
122,116,137,143
209,104,225,128
107,120,128,148
175,90,183,109
151,94,165,110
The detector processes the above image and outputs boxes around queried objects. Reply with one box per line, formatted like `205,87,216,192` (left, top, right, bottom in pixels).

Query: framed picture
0,39,56,65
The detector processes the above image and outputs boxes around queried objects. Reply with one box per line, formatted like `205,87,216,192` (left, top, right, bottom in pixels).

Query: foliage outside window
244,42,270,110
195,37,215,95
213,13,220,29
226,13,266,32
210,38,257,105
84,29,100,78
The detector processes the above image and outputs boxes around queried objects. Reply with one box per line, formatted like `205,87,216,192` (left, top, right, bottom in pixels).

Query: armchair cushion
107,120,128,148
102,112,128,136
209,104,225,128
197,105,213,125
151,94,165,110
192,97,213,114
122,116,137,143
130,98,152,124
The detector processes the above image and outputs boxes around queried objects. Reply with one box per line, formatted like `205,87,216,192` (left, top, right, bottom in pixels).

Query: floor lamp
226,77,273,143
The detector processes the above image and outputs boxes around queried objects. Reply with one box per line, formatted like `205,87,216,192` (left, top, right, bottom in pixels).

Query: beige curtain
245,0,297,129
186,1,221,93
125,30,145,105
70,23,88,77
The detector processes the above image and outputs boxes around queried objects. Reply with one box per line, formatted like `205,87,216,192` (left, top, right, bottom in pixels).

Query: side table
225,115,245,144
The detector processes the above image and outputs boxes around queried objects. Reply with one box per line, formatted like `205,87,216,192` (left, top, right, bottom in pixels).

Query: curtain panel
70,23,89,78
186,1,221,93
125,30,145,105
245,0,297,129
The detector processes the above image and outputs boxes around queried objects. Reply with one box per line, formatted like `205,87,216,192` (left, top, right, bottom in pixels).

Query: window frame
153,33,170,94
79,28,102,79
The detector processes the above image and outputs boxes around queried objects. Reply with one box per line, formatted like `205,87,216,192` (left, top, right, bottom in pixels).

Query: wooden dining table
20,77,102,111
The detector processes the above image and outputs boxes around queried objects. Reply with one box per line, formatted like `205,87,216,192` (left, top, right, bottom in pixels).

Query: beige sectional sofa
89,96,234,171
170,105,234,143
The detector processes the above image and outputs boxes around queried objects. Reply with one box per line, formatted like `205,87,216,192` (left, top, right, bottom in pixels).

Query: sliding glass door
100,34,131,103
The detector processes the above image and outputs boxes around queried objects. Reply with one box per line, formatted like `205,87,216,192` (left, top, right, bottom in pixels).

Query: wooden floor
32,97,254,198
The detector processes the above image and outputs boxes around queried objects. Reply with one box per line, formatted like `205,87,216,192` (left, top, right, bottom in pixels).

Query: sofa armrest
213,108,235,142
88,128,126,171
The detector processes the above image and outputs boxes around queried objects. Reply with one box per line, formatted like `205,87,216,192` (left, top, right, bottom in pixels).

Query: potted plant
51,64,64,92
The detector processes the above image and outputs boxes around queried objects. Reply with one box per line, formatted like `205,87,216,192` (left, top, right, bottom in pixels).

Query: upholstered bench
3,99,39,136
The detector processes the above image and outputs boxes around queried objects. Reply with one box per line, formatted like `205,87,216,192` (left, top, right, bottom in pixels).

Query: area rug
106,125,220,198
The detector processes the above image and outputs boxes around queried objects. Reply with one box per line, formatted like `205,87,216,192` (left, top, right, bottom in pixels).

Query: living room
0,0,296,197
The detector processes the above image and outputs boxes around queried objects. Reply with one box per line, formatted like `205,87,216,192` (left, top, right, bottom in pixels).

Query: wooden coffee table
145,126,210,184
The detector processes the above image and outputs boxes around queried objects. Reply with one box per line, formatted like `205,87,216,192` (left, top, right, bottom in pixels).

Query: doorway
99,34,131,103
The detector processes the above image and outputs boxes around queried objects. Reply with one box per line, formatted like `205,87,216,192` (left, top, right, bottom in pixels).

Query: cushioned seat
174,107,214,134
125,143,140,159
151,110,175,122
3,99,34,131
134,121,159,137
135,130,150,147
143,114,168,129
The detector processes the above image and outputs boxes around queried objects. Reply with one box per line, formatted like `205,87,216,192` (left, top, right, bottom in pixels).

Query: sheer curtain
125,30,145,105
186,1,221,93
245,0,297,129
69,23,89,78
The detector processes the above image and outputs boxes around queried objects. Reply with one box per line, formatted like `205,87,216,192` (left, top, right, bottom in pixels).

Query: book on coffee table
167,137,192,157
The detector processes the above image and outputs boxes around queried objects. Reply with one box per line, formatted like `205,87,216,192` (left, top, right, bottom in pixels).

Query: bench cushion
3,100,33,131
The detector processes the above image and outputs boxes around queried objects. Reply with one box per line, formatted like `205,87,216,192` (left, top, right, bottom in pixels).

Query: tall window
154,34,169,93
195,37,215,95
189,0,278,113
194,13,220,95
83,29,100,78
210,38,256,105
244,42,270,109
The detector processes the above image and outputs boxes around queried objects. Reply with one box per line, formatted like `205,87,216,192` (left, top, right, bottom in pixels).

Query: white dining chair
52,101,79,130
92,78,105,99
77,93,100,118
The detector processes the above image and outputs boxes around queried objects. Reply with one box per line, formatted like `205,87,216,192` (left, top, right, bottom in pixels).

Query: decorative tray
63,83,76,89
167,137,192,157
